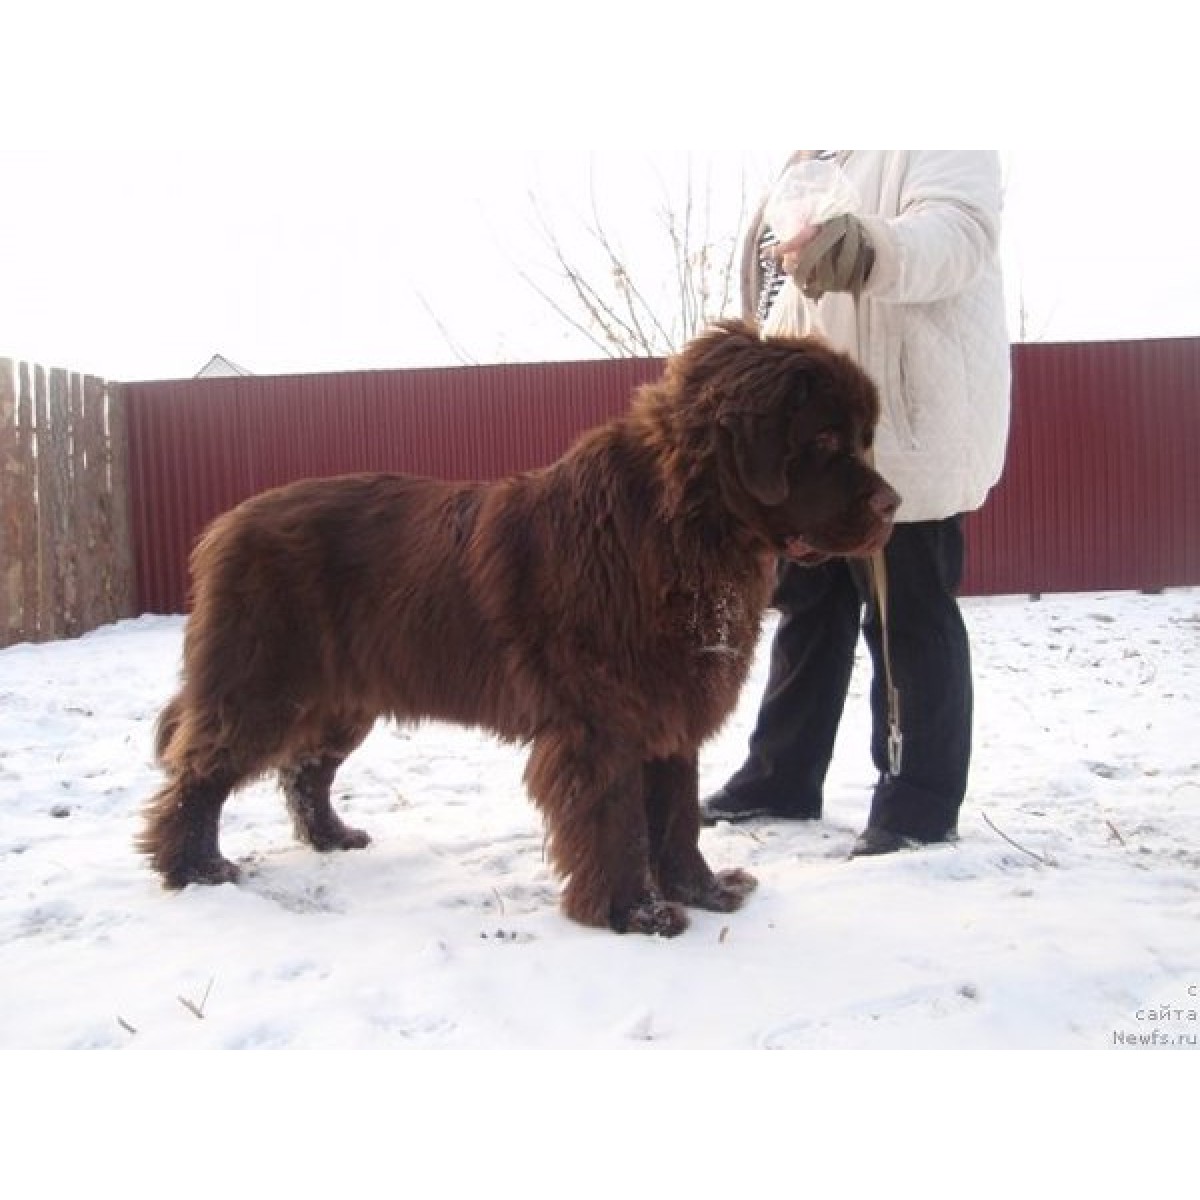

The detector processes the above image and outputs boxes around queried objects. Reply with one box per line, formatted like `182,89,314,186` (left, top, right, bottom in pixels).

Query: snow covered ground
1,588,1197,1052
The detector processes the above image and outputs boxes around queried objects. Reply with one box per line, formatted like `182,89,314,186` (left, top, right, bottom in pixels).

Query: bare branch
716,165,750,320
515,154,752,359
511,261,619,358
528,190,644,354
695,157,712,327
584,171,669,354
414,290,481,366
656,161,693,344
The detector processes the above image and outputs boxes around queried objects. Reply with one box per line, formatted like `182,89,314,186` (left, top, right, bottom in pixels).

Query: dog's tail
154,694,184,763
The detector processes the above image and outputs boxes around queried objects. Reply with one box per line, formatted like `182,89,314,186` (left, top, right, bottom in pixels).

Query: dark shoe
849,828,916,857
700,788,817,827
849,826,959,858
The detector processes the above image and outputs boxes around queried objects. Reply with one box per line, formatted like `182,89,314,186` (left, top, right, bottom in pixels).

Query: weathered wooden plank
36,367,71,638
0,359,28,646
32,366,52,638
67,370,95,633
106,382,135,618
16,363,39,641
82,374,112,626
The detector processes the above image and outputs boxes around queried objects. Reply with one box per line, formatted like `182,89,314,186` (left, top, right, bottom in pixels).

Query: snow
2,589,1198,1054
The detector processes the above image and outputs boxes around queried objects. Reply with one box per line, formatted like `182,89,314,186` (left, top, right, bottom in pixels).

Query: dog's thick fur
139,321,898,936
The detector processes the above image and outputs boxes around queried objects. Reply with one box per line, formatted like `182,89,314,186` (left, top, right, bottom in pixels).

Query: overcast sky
3,2,1195,381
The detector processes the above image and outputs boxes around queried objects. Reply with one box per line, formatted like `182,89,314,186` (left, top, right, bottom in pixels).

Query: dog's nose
871,484,901,521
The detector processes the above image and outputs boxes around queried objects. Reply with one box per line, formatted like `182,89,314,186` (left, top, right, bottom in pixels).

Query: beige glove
785,215,875,300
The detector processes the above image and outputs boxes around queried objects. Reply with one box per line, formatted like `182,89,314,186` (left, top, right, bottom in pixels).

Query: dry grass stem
982,812,1059,868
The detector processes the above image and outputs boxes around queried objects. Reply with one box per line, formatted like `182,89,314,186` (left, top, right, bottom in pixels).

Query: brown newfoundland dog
139,320,898,936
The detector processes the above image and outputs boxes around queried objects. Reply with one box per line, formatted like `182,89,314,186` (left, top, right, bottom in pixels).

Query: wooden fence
0,359,134,648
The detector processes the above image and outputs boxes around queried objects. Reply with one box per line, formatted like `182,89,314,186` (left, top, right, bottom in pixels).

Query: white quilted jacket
742,150,1012,523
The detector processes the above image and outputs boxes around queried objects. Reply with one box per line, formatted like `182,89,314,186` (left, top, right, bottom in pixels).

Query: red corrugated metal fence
962,338,1199,595
122,338,1200,614
124,357,664,614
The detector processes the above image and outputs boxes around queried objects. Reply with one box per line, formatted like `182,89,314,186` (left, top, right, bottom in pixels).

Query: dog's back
170,474,503,764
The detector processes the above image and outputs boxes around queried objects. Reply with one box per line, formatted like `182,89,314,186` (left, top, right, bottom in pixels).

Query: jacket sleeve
858,151,1003,305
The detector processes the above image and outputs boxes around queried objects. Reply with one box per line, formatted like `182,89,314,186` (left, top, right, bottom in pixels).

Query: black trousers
722,516,971,841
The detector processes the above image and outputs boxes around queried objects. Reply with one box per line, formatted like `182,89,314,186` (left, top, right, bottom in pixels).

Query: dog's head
672,319,900,562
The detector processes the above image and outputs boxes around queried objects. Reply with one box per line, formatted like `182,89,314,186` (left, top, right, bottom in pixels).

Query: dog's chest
683,583,753,661
649,579,763,748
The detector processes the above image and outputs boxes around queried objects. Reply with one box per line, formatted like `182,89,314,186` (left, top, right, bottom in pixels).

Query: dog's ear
718,410,791,506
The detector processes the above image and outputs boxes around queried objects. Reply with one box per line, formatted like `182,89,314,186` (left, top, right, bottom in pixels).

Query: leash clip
887,723,904,778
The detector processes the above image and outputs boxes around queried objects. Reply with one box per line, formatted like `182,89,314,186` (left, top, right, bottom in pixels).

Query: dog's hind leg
140,689,299,888
526,729,689,937
280,752,371,853
138,764,243,888
278,718,373,853
645,755,758,913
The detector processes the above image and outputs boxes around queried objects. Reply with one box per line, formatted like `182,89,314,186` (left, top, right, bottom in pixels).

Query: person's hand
772,225,821,275
769,215,874,300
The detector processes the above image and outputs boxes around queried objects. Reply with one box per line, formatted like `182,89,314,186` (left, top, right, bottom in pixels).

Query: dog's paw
616,898,690,938
163,855,242,889
308,825,372,853
713,867,758,900
662,866,758,913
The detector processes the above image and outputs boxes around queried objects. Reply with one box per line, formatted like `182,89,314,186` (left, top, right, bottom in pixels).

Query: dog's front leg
525,731,688,937
645,755,758,913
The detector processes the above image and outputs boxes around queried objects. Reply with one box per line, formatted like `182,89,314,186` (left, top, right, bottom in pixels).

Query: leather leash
864,438,902,777
867,542,904,778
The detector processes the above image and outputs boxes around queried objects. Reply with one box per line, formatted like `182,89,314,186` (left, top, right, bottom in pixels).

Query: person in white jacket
701,150,1012,856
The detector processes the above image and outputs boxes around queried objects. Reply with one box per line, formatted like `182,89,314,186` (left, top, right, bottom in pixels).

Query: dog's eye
812,430,841,454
